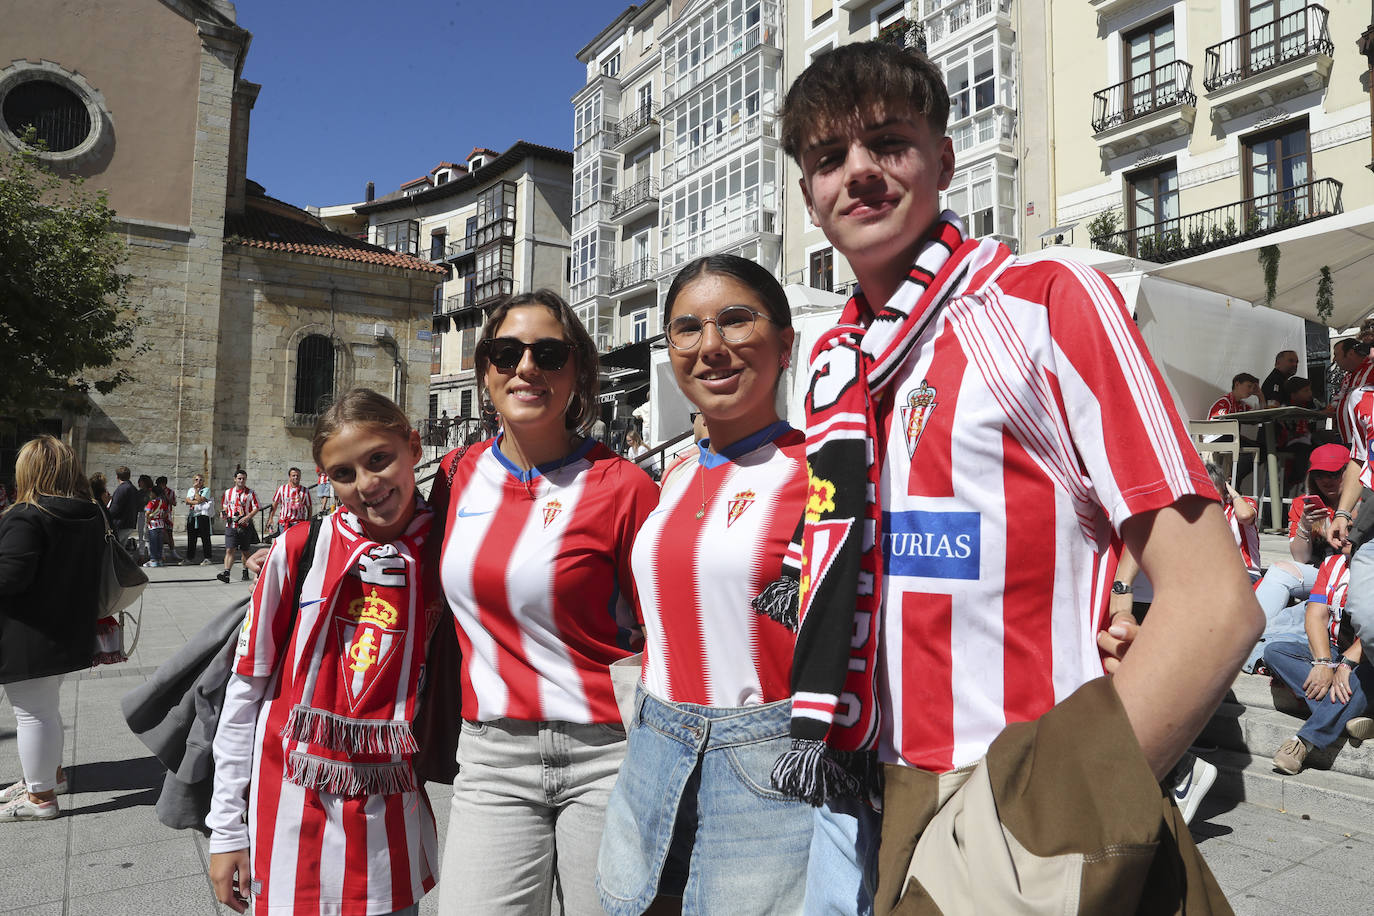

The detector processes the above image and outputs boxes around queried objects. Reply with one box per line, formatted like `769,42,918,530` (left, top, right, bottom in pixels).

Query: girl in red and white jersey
142,488,171,568
1207,464,1261,582
596,256,814,915
209,389,441,915
430,291,658,915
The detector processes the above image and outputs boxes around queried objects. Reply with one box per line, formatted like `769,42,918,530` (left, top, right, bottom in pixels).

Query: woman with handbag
429,290,659,915
0,436,106,821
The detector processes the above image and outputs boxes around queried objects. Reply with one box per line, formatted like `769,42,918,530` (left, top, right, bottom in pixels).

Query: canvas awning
1147,205,1374,328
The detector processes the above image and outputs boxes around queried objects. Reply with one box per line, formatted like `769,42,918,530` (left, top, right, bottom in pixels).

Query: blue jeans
147,527,164,562
438,717,626,915
803,796,880,916
1263,639,1374,749
597,689,813,916
1246,562,1318,672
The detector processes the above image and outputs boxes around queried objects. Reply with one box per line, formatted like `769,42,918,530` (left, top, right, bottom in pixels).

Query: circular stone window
3,79,92,152
0,63,110,167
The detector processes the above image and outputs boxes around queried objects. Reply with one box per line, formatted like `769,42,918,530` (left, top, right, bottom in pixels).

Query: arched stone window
294,334,335,416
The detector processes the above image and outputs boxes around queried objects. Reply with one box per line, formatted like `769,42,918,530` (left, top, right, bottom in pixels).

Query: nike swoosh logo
647,507,670,518
299,598,326,609
457,507,492,518
1173,774,1191,799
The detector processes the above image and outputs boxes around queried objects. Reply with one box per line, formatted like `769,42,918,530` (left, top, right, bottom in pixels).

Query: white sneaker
0,772,66,803
1172,755,1218,825
0,794,58,821
142,560,161,568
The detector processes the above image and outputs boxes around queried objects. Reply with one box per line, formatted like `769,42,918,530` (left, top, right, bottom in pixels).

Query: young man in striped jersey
265,466,312,537
781,41,1262,914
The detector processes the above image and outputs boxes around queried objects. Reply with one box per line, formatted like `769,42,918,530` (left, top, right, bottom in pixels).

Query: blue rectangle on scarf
881,510,980,580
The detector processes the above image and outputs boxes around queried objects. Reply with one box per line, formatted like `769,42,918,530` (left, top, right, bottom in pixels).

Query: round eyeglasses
666,306,771,350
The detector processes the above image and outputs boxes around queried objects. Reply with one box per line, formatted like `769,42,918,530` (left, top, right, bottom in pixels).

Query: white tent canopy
1147,205,1374,328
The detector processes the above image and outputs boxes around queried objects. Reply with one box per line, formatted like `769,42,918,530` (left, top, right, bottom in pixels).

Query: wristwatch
1340,656,1359,671
1111,581,1133,595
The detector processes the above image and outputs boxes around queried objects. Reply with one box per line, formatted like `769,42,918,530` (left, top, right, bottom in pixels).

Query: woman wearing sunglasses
596,255,813,915
430,289,659,915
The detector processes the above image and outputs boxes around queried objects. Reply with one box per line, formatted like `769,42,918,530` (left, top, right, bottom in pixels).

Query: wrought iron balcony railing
613,103,660,146
611,177,659,219
611,257,658,292
1092,61,1196,133
1204,5,1332,91
1089,177,1343,263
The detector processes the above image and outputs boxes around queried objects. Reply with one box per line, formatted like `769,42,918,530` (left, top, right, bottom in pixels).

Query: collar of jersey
696,420,793,470
491,433,595,482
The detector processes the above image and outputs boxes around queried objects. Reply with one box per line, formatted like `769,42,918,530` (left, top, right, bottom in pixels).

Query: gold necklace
695,460,708,520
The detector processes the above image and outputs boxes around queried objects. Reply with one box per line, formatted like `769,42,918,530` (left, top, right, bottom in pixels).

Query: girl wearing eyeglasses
430,289,659,915
596,255,814,915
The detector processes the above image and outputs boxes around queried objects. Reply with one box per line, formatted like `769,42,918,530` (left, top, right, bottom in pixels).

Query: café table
1195,406,1331,532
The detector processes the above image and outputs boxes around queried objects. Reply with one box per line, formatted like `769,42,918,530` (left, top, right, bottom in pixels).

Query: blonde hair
15,435,87,507
311,388,413,468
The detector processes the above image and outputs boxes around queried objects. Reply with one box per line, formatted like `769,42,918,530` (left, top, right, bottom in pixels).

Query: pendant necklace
694,460,708,519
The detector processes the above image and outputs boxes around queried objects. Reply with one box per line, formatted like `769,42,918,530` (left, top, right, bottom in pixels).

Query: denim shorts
596,688,812,916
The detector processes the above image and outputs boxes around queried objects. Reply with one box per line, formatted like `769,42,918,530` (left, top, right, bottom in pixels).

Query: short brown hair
311,388,413,468
475,289,600,435
781,41,951,164
15,435,87,507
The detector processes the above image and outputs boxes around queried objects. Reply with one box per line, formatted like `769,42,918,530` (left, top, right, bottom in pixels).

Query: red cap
1309,443,1350,474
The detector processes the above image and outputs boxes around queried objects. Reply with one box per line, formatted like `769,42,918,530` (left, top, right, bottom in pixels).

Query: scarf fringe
282,705,419,755
771,739,883,807
751,577,800,632
285,751,418,796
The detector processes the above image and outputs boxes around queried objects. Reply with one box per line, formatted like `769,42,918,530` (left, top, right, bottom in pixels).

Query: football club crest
542,499,564,528
336,588,402,710
901,380,938,458
726,489,756,527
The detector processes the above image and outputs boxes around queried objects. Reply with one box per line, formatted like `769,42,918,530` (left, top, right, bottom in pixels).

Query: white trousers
4,673,65,793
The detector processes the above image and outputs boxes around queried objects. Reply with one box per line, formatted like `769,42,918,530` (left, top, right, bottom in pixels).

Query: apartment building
1049,0,1369,268
782,0,1023,293
347,143,573,425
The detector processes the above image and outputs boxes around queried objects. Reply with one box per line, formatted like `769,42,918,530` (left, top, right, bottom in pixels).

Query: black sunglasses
480,337,572,372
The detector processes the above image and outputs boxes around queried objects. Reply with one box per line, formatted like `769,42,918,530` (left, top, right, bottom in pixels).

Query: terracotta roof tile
226,197,446,275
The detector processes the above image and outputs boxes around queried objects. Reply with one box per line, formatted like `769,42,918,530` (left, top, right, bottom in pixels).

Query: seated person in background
1281,375,1324,485
1213,461,1261,583
1261,349,1299,406
1263,541,1374,775
1245,443,1350,671
1332,338,1373,444
1209,373,1260,418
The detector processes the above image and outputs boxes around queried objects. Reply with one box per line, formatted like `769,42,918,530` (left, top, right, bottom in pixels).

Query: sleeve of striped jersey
233,535,298,677
1310,554,1339,604
615,464,661,628
207,672,267,852
1350,393,1373,465
1046,263,1215,528
247,490,260,514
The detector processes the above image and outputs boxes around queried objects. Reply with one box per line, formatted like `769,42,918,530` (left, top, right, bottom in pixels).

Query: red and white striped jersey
1348,390,1374,488
632,423,806,707
434,438,658,723
222,485,260,521
223,509,438,914
144,496,171,530
1310,551,1350,643
1207,393,1251,418
873,252,1214,773
1225,498,1262,580
1337,356,1374,443
272,483,313,524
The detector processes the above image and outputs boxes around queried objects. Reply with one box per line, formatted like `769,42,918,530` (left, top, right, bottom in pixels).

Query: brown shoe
1273,737,1309,775
1346,717,1374,741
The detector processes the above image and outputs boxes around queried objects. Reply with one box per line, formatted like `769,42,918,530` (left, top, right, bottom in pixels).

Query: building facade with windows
782,0,1023,297
349,143,573,429
1050,0,1370,265
0,0,441,493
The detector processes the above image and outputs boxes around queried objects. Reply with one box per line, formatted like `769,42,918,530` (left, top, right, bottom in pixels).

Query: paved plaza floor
2,534,1373,913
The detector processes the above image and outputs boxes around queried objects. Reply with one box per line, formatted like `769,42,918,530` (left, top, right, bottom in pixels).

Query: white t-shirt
186,486,215,518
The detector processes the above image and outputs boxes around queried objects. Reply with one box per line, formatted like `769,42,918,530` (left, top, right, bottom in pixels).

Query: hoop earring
780,353,791,370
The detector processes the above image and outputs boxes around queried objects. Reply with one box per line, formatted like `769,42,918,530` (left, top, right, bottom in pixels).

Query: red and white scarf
280,504,436,796
762,214,1008,805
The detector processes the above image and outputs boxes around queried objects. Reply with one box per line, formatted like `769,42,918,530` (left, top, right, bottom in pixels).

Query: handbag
240,520,260,546
94,502,149,665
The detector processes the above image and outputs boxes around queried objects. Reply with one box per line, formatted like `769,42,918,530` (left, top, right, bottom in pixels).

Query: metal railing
442,290,470,314
1089,177,1343,263
611,177,660,219
611,257,658,292
613,103,660,146
446,235,475,260
1092,61,1196,133
1204,5,1332,91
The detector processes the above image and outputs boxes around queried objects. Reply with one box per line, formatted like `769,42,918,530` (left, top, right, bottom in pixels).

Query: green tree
0,135,140,422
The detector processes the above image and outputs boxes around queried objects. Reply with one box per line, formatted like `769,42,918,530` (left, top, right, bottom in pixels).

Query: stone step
1199,701,1374,781
1196,746,1374,826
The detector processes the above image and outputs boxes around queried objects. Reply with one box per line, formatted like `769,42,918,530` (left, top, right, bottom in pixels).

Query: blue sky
235,0,633,208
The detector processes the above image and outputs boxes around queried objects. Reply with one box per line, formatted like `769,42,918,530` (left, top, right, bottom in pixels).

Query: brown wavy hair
311,387,414,469
475,289,600,435
781,41,951,165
